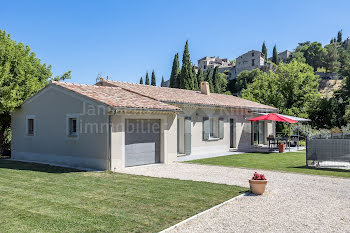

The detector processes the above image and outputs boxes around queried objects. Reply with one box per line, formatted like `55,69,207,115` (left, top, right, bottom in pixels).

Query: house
198,56,234,71
198,56,235,78
11,80,277,171
233,50,266,79
278,50,292,63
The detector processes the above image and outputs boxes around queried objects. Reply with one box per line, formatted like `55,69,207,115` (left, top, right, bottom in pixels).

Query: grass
187,151,350,179
0,159,246,233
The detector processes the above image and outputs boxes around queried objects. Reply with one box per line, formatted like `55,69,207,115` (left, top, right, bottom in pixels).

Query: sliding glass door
252,121,265,145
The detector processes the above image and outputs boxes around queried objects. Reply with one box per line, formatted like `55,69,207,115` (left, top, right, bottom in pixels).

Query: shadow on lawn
0,158,84,173
291,165,350,173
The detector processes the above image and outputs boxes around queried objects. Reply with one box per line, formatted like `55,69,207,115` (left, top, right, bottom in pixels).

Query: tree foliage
324,44,340,73
179,40,194,90
242,60,320,118
205,69,214,93
295,42,326,71
337,29,343,43
196,68,204,87
145,72,150,85
151,70,156,86
192,66,198,90
262,41,267,60
0,30,70,150
235,69,262,95
169,53,180,88
272,45,278,64
139,76,143,84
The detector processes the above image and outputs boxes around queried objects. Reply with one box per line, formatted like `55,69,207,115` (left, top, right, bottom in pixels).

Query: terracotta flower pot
249,179,268,195
278,143,286,153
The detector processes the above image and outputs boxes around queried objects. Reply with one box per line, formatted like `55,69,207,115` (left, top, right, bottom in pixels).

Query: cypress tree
145,72,150,85
179,40,194,90
197,68,204,87
337,30,343,43
192,66,198,90
212,66,219,93
262,41,267,59
161,76,166,87
272,44,278,64
205,69,214,93
151,70,156,86
139,76,143,84
169,53,180,88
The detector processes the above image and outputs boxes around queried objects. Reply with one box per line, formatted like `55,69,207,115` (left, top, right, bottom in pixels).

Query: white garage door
125,119,161,167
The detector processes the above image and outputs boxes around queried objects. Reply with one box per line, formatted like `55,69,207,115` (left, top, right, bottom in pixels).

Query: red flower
252,172,267,180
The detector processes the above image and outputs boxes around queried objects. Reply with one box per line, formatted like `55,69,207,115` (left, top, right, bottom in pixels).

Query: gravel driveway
121,163,350,232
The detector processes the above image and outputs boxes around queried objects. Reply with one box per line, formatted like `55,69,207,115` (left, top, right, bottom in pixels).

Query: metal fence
306,133,350,169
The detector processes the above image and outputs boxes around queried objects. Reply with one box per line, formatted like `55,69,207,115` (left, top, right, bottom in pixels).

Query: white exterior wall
11,85,109,170
180,106,273,155
110,112,177,171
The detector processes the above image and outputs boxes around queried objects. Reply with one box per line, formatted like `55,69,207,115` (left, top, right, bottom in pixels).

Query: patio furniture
267,135,278,149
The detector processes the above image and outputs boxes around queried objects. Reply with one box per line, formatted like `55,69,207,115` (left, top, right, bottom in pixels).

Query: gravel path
121,163,350,232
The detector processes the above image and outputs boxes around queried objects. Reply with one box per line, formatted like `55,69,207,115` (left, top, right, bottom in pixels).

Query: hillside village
142,30,350,131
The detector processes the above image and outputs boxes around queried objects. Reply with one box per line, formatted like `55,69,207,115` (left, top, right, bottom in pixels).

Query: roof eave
163,101,277,112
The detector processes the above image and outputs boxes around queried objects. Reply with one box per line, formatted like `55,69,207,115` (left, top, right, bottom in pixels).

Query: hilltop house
11,80,277,171
232,50,266,79
197,56,235,78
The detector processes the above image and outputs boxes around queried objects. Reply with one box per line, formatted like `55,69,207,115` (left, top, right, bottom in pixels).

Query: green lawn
0,159,246,233
188,151,350,178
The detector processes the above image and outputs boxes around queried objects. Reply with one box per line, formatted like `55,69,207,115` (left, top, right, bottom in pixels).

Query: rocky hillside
319,79,343,97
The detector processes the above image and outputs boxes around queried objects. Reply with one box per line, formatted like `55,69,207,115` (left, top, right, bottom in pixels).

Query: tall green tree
262,41,267,59
151,70,156,86
179,40,194,90
337,29,343,43
205,69,214,93
216,73,228,94
161,76,165,86
139,76,143,84
145,72,150,85
192,66,198,90
272,44,278,64
169,53,180,88
196,68,204,87
242,60,320,119
0,30,70,151
212,66,219,93
235,69,263,95
295,42,326,71
324,44,340,73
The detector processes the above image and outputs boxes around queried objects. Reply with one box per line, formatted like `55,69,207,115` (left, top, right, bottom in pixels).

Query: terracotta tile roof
97,80,277,111
51,81,180,111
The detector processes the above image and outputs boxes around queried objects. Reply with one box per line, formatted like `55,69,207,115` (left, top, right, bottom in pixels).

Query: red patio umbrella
248,113,298,124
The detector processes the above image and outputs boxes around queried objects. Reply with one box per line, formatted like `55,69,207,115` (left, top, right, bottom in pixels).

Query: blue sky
1,0,350,85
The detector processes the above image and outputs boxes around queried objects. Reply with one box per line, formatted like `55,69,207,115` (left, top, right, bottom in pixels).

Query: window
27,119,34,135
252,52,255,57
210,118,218,138
26,115,35,136
67,114,79,138
252,59,255,66
69,118,77,136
